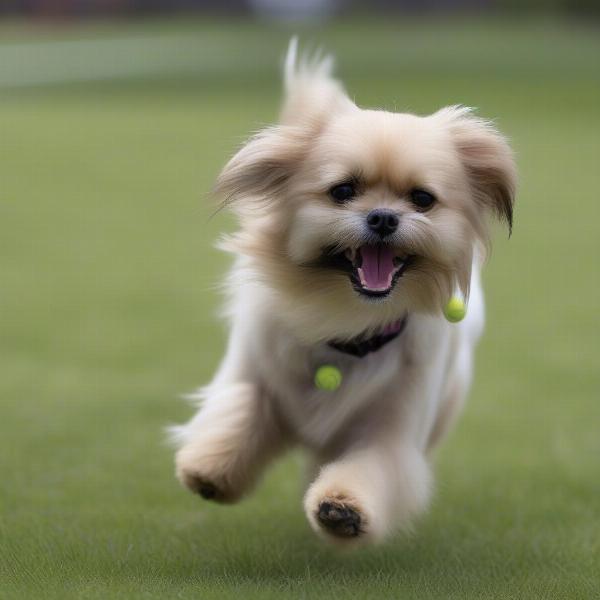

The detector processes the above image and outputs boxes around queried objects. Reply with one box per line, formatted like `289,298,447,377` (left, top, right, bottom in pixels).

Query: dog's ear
214,125,306,211
216,40,355,211
439,106,517,234
280,37,356,127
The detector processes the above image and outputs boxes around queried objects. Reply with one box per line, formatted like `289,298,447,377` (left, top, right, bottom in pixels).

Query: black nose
366,209,399,238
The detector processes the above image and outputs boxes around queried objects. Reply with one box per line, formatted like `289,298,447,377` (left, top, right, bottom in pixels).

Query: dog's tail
280,37,354,125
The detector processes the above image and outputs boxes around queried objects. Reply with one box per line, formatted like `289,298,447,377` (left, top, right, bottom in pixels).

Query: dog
172,39,516,545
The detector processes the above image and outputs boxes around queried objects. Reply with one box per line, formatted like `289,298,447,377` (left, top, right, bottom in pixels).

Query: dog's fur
172,41,516,545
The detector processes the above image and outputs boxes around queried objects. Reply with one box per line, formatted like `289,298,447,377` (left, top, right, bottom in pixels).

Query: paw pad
198,482,218,500
180,472,224,502
317,501,363,538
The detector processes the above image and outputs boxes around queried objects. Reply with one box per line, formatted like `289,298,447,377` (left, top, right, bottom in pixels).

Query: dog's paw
177,469,229,502
305,486,375,545
175,447,241,504
317,499,364,538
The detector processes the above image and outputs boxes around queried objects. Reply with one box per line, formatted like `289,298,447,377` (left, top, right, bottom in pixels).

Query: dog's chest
261,332,410,449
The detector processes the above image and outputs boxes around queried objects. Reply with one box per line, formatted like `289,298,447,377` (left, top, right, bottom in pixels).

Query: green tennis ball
314,365,342,391
444,296,467,323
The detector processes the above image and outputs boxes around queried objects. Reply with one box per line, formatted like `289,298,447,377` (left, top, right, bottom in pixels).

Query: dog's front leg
175,381,285,503
304,440,431,545
174,319,286,503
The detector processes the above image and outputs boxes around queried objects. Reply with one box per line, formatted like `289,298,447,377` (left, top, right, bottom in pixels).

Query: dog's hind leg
427,265,485,451
426,341,472,451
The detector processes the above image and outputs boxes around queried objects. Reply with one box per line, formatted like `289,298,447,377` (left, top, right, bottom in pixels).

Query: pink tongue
358,245,396,291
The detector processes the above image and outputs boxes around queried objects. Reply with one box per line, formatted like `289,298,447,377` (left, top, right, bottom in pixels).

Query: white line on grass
0,34,236,88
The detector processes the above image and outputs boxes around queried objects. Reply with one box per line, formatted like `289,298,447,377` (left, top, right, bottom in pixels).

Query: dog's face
216,48,516,342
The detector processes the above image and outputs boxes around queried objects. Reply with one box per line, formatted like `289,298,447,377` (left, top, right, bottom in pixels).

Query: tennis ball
314,365,342,391
444,296,467,323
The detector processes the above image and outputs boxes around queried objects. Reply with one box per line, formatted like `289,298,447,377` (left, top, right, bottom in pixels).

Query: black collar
327,316,407,358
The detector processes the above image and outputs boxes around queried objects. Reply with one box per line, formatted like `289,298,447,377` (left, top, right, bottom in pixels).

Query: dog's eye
330,183,356,203
410,189,436,210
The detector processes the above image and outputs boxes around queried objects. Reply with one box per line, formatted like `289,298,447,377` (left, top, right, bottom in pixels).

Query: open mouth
347,245,412,298
316,244,413,299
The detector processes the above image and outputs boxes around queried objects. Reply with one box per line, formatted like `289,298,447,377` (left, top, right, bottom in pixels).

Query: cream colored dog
172,40,516,545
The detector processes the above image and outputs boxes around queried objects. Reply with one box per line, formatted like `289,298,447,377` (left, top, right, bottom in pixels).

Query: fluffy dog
172,40,516,545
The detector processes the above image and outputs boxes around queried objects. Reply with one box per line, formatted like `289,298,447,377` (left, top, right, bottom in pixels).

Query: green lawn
1,17,599,599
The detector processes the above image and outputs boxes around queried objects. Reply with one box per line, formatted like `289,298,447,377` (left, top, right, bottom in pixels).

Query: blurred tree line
0,0,597,18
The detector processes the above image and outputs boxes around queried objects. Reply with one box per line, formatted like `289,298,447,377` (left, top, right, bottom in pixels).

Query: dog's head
215,41,516,342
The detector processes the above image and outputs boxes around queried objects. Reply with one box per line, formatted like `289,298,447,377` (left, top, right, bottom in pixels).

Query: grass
1,16,599,599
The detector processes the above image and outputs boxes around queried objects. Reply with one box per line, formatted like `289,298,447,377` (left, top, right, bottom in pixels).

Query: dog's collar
327,316,407,358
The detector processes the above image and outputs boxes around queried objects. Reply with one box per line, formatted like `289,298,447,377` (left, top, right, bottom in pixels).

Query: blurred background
1,0,600,18
1,2,599,599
